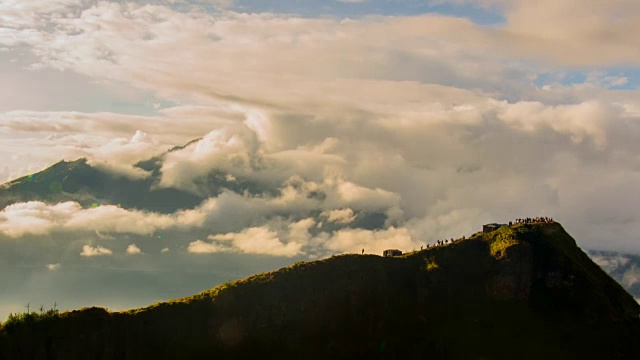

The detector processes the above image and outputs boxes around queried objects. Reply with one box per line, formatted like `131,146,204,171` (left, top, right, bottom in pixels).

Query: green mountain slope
1,222,638,359
0,151,391,228
0,158,203,214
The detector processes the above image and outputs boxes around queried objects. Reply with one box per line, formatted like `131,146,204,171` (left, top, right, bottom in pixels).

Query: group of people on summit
423,236,465,249
424,216,555,250
376,216,556,255
511,216,554,225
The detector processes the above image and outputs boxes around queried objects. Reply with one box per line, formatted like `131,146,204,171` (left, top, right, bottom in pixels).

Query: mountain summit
1,222,639,359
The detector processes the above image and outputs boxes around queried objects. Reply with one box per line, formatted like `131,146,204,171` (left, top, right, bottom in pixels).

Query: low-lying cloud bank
3,105,640,255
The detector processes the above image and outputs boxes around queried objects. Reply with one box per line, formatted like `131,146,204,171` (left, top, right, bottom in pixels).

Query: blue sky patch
231,0,505,25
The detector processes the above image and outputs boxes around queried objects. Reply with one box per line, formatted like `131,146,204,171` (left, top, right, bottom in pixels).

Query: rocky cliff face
1,223,639,360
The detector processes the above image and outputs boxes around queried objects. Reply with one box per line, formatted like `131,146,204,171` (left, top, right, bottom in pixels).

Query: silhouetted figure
362,248,364,255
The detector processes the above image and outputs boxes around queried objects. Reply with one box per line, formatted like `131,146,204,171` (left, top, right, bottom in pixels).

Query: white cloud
187,239,232,254
65,205,176,235
0,201,175,237
47,263,61,271
126,244,142,255
287,218,315,245
89,160,151,181
622,265,640,287
158,125,261,195
80,245,112,257
591,254,631,272
321,208,356,224
496,100,609,147
321,227,420,255
187,219,315,257
2,0,640,257
0,0,81,29
0,202,82,237
207,226,303,257
10,1,637,110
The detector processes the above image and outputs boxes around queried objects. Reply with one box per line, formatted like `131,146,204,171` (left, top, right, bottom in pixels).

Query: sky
2,0,640,318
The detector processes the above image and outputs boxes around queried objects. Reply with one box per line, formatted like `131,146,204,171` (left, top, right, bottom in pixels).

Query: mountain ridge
0,157,204,214
2,222,639,359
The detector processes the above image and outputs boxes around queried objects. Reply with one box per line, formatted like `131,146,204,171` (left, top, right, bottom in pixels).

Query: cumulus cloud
321,227,420,255
321,208,356,224
207,226,303,257
0,202,82,237
191,219,418,257
158,125,262,195
65,205,176,235
89,160,151,181
187,217,314,257
0,202,175,237
622,265,640,288
591,254,631,273
496,100,609,147
288,218,315,245
188,239,232,254
0,0,81,29
126,244,142,255
80,245,113,257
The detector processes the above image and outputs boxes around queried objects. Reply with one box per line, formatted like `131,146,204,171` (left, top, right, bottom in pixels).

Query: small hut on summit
383,249,403,257
482,223,505,233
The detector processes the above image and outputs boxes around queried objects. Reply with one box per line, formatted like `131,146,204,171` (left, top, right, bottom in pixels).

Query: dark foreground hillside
1,223,639,360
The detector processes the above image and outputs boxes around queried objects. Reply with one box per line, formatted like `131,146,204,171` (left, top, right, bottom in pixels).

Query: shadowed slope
1,223,639,359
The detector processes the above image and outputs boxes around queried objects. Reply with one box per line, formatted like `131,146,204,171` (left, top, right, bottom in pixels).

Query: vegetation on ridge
1,222,639,360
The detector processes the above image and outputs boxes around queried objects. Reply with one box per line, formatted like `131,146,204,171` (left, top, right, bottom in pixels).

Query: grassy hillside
1,222,639,359
0,158,203,213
